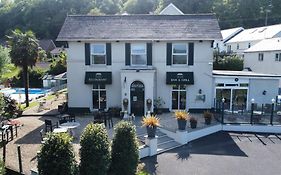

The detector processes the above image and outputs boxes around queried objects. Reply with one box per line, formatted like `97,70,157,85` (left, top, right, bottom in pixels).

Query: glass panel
173,55,187,64
216,83,224,87
179,85,186,90
172,91,179,110
216,89,231,110
99,84,106,89
131,44,145,54
179,91,186,110
232,89,247,110
240,83,248,87
100,91,107,109
92,44,105,54
93,91,99,109
173,44,186,54
132,55,147,65
93,55,106,64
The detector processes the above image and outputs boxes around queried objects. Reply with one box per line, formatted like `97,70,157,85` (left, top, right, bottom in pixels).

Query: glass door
216,89,231,110
172,85,186,110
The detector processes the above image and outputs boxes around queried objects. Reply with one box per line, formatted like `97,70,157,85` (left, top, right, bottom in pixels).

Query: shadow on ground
141,131,247,174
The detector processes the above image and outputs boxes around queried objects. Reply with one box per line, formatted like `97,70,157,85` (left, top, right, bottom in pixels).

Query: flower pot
146,126,157,138
177,119,187,130
205,118,211,125
190,121,197,129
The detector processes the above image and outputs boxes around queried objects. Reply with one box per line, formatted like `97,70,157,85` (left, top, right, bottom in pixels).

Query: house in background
42,72,67,88
214,27,244,53
159,3,184,15
39,39,56,54
244,37,281,88
225,24,281,56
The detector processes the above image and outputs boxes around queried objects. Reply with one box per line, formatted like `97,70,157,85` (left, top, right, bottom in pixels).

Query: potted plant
190,117,197,129
174,110,189,130
203,111,213,125
141,114,160,138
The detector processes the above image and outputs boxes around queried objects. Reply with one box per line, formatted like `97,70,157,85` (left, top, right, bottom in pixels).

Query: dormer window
172,44,187,64
131,43,147,66
91,44,106,65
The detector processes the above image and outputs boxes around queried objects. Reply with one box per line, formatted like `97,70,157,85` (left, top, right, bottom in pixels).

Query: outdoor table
59,122,80,138
53,127,68,133
1,125,11,141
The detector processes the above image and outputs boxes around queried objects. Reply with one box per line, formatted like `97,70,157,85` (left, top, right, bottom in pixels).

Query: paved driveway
141,131,281,175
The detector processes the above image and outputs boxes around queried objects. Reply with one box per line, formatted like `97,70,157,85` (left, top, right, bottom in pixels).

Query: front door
130,81,145,116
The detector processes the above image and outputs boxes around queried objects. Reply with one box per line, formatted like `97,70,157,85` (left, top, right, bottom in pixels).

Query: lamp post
270,98,275,125
222,98,225,124
250,98,255,124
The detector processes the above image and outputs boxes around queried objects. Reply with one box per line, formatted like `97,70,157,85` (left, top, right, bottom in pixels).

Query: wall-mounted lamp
272,98,275,104
251,98,255,103
198,89,202,94
262,90,267,95
222,98,225,103
124,77,126,83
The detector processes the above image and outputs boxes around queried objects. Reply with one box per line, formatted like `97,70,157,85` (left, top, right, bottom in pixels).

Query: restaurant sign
85,72,112,84
166,72,194,85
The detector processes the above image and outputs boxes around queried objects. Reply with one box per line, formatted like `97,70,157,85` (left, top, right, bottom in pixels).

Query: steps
137,129,181,154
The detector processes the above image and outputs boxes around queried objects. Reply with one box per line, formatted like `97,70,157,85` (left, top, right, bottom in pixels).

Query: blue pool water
0,88,51,95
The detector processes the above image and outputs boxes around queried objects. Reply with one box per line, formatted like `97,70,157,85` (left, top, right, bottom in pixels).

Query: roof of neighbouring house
213,70,281,78
50,47,65,55
39,39,56,52
244,37,281,52
57,14,222,41
226,24,281,43
159,3,184,15
221,27,244,42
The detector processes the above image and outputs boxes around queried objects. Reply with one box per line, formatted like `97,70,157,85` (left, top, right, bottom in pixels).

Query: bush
48,52,67,75
79,123,111,175
37,133,77,175
10,67,45,88
0,158,5,175
213,54,244,71
2,95,20,119
110,121,139,175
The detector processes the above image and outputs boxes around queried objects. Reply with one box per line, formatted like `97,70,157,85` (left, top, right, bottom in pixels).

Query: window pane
172,91,178,110
93,55,106,64
93,91,99,109
173,44,186,54
179,91,186,110
100,91,107,109
132,45,145,54
92,45,105,54
172,85,179,90
173,55,187,64
132,55,147,65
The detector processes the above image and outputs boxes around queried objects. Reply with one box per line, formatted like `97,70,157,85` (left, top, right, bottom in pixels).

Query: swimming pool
0,88,51,95
0,88,51,103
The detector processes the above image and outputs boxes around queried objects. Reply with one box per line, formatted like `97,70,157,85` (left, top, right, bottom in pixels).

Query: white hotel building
57,9,280,115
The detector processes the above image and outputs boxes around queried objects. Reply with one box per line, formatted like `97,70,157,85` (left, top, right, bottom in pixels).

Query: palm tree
7,29,41,107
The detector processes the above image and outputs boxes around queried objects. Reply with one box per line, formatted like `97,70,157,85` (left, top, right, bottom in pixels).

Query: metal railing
214,100,281,125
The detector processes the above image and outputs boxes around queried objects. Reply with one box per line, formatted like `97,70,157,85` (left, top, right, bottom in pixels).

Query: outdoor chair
93,112,105,124
39,129,48,144
59,118,67,125
68,114,76,122
44,119,57,132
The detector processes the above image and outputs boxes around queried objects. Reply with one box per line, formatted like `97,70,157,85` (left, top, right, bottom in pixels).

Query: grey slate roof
57,14,222,41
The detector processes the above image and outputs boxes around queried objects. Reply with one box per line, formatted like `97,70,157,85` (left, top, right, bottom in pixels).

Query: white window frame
171,85,187,110
172,43,188,65
92,85,107,109
131,43,147,66
91,44,106,65
258,53,264,61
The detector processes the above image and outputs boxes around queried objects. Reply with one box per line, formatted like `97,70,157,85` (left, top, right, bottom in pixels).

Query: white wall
248,78,279,105
226,40,260,55
66,40,214,112
244,51,281,87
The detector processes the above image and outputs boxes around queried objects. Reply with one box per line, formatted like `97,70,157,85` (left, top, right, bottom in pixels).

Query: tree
37,133,77,175
123,0,156,14
110,121,139,175
0,46,10,75
48,52,67,75
80,123,111,175
7,29,41,107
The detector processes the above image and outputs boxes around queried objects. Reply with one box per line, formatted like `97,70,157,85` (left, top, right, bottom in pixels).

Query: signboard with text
166,72,194,85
